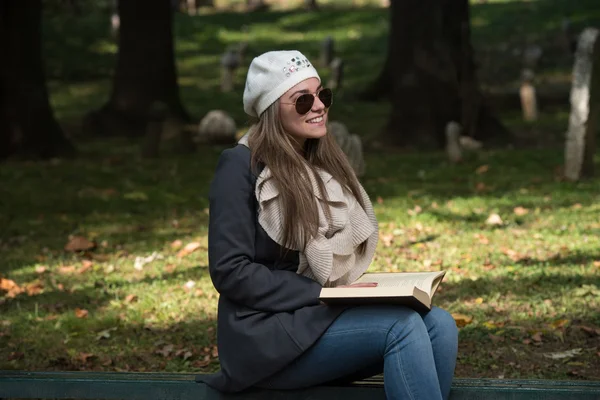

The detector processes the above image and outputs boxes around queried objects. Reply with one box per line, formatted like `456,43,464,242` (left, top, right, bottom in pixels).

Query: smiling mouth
307,116,324,124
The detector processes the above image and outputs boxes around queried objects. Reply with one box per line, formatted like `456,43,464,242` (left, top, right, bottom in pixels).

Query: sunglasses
281,88,333,115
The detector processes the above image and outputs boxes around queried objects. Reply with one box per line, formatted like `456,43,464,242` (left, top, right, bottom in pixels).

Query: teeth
307,116,323,123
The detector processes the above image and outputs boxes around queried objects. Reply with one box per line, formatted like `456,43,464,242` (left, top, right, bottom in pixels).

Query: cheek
281,108,303,133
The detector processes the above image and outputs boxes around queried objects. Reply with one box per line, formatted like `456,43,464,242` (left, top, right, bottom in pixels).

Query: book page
354,272,441,294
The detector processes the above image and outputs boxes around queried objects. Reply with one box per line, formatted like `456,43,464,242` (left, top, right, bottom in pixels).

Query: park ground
1,0,600,381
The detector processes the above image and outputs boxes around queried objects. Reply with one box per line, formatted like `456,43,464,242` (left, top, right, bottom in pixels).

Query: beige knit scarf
239,134,379,287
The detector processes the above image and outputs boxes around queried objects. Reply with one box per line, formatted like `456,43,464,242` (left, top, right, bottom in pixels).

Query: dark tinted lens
318,88,333,108
294,94,314,114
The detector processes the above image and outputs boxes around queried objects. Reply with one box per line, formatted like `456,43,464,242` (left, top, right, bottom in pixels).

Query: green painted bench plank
1,371,599,400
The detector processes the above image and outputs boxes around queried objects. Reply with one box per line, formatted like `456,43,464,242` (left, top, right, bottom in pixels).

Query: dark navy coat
196,144,345,392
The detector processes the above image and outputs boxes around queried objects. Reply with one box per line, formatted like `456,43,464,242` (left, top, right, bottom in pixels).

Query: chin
308,127,327,138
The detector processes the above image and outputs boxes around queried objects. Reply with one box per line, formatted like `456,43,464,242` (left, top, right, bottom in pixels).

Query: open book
319,271,446,311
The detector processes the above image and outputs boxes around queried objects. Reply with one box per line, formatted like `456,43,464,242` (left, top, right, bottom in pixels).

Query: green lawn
1,0,600,381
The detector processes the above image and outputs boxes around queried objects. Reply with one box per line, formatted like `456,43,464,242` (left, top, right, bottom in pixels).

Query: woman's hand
337,282,378,288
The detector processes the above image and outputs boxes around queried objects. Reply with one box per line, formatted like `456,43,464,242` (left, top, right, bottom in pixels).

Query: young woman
196,50,458,399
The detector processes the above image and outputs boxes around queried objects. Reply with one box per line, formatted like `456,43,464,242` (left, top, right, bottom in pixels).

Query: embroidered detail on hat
284,55,311,76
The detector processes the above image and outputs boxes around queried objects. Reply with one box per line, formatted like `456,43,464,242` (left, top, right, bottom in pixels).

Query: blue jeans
257,305,458,400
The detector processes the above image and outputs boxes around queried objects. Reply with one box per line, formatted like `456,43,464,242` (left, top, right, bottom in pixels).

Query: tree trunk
376,0,509,148
582,34,600,178
564,28,599,181
305,0,318,11
246,0,268,12
358,51,391,102
87,0,189,137
0,0,75,160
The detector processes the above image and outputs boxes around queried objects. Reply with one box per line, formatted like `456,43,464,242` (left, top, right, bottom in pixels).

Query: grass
1,0,600,382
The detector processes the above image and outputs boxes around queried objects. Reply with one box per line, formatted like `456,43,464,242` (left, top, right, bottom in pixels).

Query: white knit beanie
243,50,320,118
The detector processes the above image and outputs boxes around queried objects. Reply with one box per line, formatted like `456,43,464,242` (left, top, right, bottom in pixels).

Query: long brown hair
248,100,367,252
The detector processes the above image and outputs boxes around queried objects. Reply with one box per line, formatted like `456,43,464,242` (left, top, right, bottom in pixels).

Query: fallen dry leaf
78,260,93,274
485,213,503,226
78,352,95,363
176,349,194,361
532,332,543,342
64,236,96,252
96,327,117,340
58,265,76,275
476,165,489,174
483,320,503,329
376,196,384,205
8,351,24,361
482,262,496,271
0,277,23,298
452,313,473,328
501,248,524,262
543,348,582,360
177,242,202,258
379,233,394,248
407,205,422,216
170,240,183,250
125,294,138,303
156,344,174,358
74,308,89,319
475,182,487,192
474,234,489,245
551,319,570,329
193,355,211,368
25,282,44,296
183,281,196,292
513,206,529,216
571,203,583,210
165,264,176,273
580,326,600,336
488,334,504,343
35,266,48,274
134,251,163,270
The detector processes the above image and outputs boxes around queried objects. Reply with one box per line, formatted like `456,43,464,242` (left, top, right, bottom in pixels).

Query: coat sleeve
208,146,322,312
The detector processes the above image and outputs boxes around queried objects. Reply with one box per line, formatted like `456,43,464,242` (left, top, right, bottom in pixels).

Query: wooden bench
1,371,600,399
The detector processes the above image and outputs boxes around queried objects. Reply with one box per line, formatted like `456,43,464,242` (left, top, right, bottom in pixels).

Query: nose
312,94,326,112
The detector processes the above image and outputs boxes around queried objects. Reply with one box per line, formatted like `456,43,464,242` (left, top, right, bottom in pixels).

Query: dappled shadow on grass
104,264,211,290
0,139,221,275
455,323,600,380
0,285,112,318
516,252,600,268
2,304,598,380
361,147,600,207
396,234,440,249
0,263,210,320
3,140,600,277
0,262,217,372
440,272,600,306
0,317,219,373
0,212,210,275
